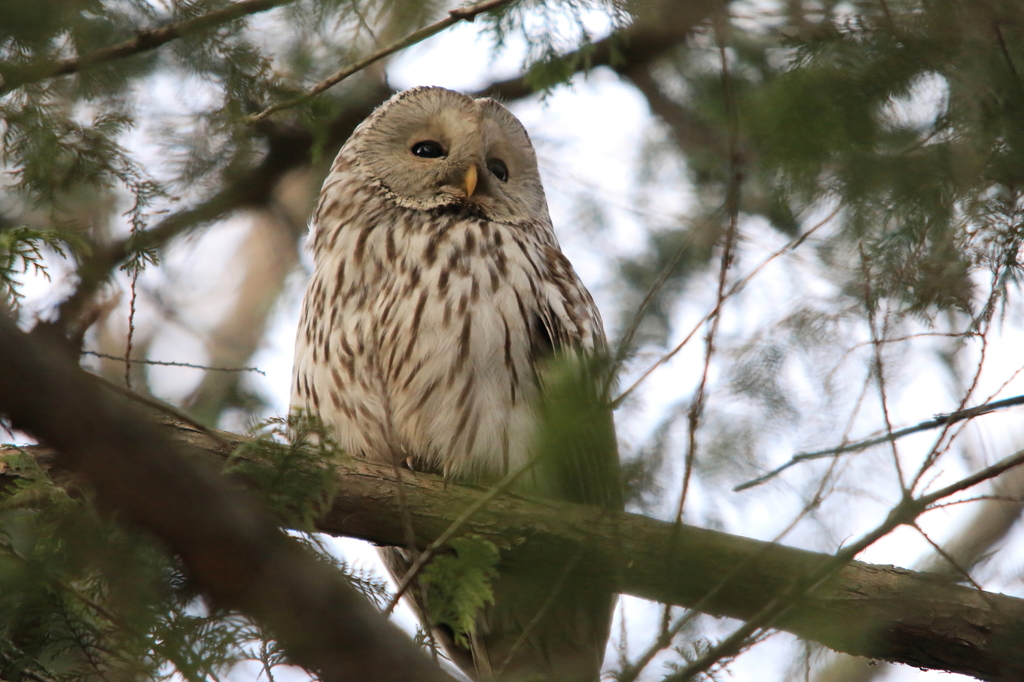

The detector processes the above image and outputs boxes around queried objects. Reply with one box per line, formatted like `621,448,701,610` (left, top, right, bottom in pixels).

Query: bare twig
124,271,139,391
735,393,1024,491
910,523,988,596
82,350,266,376
858,245,907,491
672,23,742,528
244,0,518,125
0,0,297,95
611,206,838,409
918,445,1024,507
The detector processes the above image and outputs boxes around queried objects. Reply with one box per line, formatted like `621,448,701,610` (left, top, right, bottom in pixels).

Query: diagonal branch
81,350,266,375
736,393,1024,491
0,315,454,682
244,0,518,125
0,0,297,95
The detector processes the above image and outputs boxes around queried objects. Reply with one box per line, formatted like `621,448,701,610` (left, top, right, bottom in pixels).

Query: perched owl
291,86,621,682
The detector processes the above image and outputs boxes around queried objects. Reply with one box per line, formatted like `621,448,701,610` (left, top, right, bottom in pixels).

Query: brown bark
3,409,1024,680
317,454,1024,682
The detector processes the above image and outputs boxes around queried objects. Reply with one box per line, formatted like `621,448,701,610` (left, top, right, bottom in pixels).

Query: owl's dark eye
411,141,445,158
487,158,509,182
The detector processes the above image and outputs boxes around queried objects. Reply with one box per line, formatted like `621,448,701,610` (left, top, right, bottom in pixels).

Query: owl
291,86,621,682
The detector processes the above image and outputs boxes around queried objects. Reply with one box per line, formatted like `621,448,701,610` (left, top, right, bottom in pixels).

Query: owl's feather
292,87,620,682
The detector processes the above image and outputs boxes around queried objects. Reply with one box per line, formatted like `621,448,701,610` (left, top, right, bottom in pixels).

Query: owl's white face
349,87,550,226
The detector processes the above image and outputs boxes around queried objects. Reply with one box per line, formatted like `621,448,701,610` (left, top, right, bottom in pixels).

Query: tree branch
0,0,297,95
737,393,1024,491
245,0,519,125
3,411,1024,680
0,315,453,682
473,0,725,101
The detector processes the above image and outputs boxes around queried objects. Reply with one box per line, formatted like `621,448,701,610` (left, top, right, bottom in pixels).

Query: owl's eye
487,158,509,182
411,141,445,158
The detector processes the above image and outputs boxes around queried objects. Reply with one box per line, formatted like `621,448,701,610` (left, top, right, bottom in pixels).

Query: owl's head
347,86,549,225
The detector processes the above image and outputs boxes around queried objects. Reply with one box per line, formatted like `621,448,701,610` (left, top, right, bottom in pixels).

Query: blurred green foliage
618,0,1024,349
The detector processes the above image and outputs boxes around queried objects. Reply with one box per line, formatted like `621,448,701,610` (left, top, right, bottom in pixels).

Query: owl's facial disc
352,87,548,224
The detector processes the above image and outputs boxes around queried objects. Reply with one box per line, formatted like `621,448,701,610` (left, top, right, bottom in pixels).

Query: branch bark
2,408,1024,680
0,315,453,682
0,0,297,95
314,452,1024,682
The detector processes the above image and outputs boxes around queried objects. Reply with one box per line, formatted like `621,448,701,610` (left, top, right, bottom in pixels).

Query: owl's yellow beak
463,165,478,197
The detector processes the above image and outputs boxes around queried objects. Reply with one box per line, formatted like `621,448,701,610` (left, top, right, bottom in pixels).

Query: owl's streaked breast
291,162,603,488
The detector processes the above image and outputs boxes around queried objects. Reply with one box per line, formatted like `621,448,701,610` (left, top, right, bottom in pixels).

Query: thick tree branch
322,453,1024,682
0,0,297,95
3,412,1024,680
0,315,453,682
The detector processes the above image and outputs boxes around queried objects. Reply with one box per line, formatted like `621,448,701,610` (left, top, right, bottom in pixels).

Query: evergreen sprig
226,411,341,533
420,535,499,649
0,226,82,308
